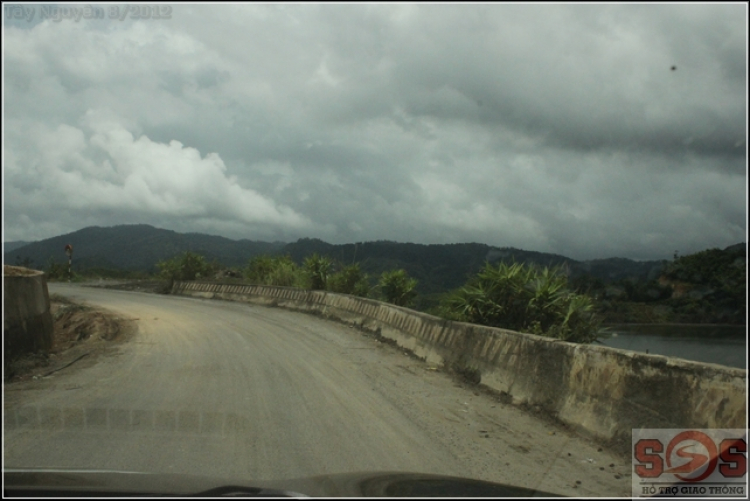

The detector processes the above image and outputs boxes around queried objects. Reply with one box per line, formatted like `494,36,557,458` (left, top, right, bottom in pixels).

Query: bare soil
3,265,41,276
4,294,137,383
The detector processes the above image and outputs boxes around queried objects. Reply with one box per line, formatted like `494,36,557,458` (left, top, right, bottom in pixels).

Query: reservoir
597,324,747,370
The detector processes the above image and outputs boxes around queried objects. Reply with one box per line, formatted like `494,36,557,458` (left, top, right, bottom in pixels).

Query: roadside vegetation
432,262,602,343
44,257,70,281
156,251,218,289
42,257,154,282
244,254,304,288
328,263,371,297
378,269,418,307
243,253,373,297
574,246,746,324
160,251,604,343
304,253,332,290
13,228,743,325
33,240,740,345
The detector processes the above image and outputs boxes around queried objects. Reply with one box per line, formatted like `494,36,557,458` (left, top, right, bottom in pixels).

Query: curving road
4,284,631,496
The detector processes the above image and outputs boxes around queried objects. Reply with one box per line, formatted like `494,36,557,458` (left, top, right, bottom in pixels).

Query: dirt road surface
4,284,631,496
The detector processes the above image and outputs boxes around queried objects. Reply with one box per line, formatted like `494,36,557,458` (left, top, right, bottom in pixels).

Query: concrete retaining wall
172,281,747,453
3,266,54,366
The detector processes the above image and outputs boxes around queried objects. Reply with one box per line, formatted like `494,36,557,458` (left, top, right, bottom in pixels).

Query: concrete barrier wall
172,281,747,453
3,266,54,365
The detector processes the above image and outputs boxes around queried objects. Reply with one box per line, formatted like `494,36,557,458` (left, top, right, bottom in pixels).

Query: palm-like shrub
379,269,418,307
245,254,303,287
304,253,332,290
328,263,370,297
444,261,601,343
446,262,530,329
526,265,569,332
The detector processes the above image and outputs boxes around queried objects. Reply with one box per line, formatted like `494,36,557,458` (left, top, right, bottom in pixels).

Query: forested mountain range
4,224,283,273
3,241,32,253
6,223,679,294
282,238,668,295
6,224,744,323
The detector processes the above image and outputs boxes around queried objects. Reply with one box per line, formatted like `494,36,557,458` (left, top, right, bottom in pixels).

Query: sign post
64,244,73,282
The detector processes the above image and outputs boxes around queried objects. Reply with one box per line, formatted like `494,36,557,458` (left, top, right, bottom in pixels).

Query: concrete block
3,266,54,366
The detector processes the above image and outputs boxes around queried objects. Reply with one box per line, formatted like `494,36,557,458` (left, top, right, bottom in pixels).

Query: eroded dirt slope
4,294,136,382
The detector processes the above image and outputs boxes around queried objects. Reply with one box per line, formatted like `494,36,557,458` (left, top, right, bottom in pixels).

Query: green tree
268,256,302,287
379,269,418,307
15,256,35,269
328,263,370,297
45,257,68,280
570,273,605,296
244,254,304,287
661,246,746,323
245,255,277,283
157,251,216,286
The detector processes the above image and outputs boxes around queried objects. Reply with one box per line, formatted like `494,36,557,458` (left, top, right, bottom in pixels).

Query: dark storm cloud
2,3,746,260
379,5,746,161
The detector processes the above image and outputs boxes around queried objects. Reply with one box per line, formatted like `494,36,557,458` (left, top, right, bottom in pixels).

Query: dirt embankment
4,294,137,382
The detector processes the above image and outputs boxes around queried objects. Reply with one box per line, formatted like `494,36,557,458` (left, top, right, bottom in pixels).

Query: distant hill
3,241,33,254
597,242,747,324
282,238,668,296
283,239,498,294
724,242,746,254
7,224,740,301
3,224,283,273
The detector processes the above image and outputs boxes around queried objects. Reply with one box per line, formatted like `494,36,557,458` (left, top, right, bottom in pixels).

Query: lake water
597,324,747,370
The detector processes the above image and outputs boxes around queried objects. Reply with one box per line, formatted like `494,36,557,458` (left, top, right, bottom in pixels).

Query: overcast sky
2,3,747,260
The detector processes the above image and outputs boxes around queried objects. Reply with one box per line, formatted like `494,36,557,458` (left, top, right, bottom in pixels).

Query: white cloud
5,114,315,238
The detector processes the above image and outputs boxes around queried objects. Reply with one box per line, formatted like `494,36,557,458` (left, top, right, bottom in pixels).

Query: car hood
4,468,561,497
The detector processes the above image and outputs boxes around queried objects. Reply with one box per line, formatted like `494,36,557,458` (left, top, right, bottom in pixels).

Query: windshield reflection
6,406,251,436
